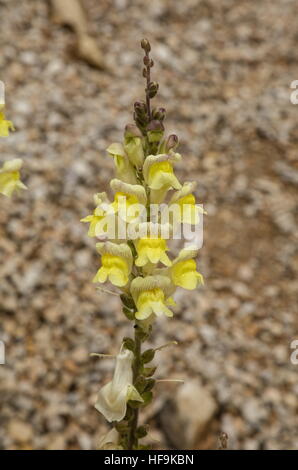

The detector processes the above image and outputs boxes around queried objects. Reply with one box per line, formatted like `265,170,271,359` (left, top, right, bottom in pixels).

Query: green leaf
141,391,153,406
144,378,155,392
135,376,147,393
120,294,135,309
122,307,135,321
136,425,148,438
141,349,155,364
123,337,135,352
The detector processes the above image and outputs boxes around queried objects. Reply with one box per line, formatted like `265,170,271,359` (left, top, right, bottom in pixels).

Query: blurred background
0,0,298,450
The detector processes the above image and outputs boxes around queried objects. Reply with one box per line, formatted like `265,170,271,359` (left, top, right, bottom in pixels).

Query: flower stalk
127,325,142,450
82,39,204,450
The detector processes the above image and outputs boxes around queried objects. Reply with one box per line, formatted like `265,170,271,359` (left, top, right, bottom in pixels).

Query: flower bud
124,123,143,139
146,119,164,143
152,107,166,121
141,38,151,53
135,118,147,131
146,120,164,133
147,81,159,99
134,101,147,118
165,134,179,152
134,101,148,130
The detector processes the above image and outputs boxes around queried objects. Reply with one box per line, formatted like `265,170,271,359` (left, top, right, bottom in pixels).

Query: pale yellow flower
107,143,137,184
170,247,204,290
131,275,174,320
0,159,27,197
143,153,181,203
95,347,143,422
110,179,147,223
80,193,110,238
0,110,15,137
93,242,133,287
97,428,122,450
135,237,171,267
124,124,145,168
169,182,205,225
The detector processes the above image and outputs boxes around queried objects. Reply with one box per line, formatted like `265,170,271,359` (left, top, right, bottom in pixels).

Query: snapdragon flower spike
0,159,27,198
93,241,133,287
84,39,205,449
95,347,143,422
131,275,174,320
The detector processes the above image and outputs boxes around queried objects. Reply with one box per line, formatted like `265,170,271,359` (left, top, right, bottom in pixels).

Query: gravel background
0,0,297,450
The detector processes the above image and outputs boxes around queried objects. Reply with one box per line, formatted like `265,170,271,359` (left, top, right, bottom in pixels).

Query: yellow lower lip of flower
136,238,171,267
81,213,106,237
0,170,27,197
148,161,181,191
136,288,173,320
0,111,15,137
93,254,129,287
171,259,203,290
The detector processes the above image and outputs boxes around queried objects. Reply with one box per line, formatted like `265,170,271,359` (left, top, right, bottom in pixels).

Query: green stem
127,325,142,450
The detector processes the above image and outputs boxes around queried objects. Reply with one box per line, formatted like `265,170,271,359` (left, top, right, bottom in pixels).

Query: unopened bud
147,120,165,143
152,107,166,121
135,117,147,129
124,124,143,139
147,120,164,133
134,101,147,117
142,68,147,78
141,38,151,53
147,81,159,99
143,56,150,66
165,134,179,152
